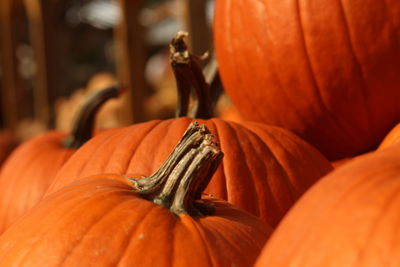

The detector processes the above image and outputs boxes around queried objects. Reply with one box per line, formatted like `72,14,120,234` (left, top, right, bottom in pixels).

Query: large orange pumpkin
47,117,332,228
0,123,271,267
0,86,119,234
214,0,400,160
45,33,332,227
255,143,400,266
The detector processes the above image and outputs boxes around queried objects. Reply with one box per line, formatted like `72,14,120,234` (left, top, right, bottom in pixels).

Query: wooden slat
180,0,212,62
114,0,147,124
0,0,23,130
24,0,62,128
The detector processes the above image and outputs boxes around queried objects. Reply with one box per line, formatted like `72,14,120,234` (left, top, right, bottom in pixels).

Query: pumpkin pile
0,0,398,265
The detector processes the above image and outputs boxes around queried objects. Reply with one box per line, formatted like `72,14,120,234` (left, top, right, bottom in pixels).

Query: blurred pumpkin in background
56,72,127,132
144,49,177,119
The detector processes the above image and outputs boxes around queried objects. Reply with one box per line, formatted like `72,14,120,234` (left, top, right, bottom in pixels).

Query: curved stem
127,122,223,216
170,31,191,118
170,31,214,119
63,85,121,149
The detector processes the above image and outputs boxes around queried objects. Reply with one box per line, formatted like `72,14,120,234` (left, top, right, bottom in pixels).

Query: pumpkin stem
170,31,191,118
63,85,121,149
128,122,223,216
170,31,218,119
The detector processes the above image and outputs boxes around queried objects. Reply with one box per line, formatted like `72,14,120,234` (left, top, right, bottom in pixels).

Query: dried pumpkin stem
169,139,222,216
170,31,191,118
153,147,200,209
63,85,121,149
129,122,209,195
128,122,223,216
170,31,214,119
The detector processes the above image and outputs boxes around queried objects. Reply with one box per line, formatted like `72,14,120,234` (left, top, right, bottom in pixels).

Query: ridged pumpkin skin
378,123,400,150
0,131,74,234
0,175,271,267
255,144,400,266
47,117,332,227
214,0,400,160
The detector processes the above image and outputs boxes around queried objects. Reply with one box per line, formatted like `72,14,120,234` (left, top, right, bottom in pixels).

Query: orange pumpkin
45,33,332,227
0,86,119,234
0,123,271,266
47,117,332,227
214,0,400,160
255,143,400,266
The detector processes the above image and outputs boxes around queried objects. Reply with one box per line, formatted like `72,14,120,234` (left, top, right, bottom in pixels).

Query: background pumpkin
214,0,400,160
56,72,128,131
0,86,119,234
0,124,271,267
255,143,400,266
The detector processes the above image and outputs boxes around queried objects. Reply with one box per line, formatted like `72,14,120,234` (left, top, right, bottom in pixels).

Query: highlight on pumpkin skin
127,121,223,216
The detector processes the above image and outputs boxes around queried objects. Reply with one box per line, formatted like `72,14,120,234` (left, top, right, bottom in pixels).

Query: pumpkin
378,123,400,150
0,123,271,266
0,85,120,234
255,143,400,266
45,32,332,227
214,0,400,160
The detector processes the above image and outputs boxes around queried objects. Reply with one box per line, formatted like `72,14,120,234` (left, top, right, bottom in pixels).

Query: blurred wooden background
0,0,214,140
